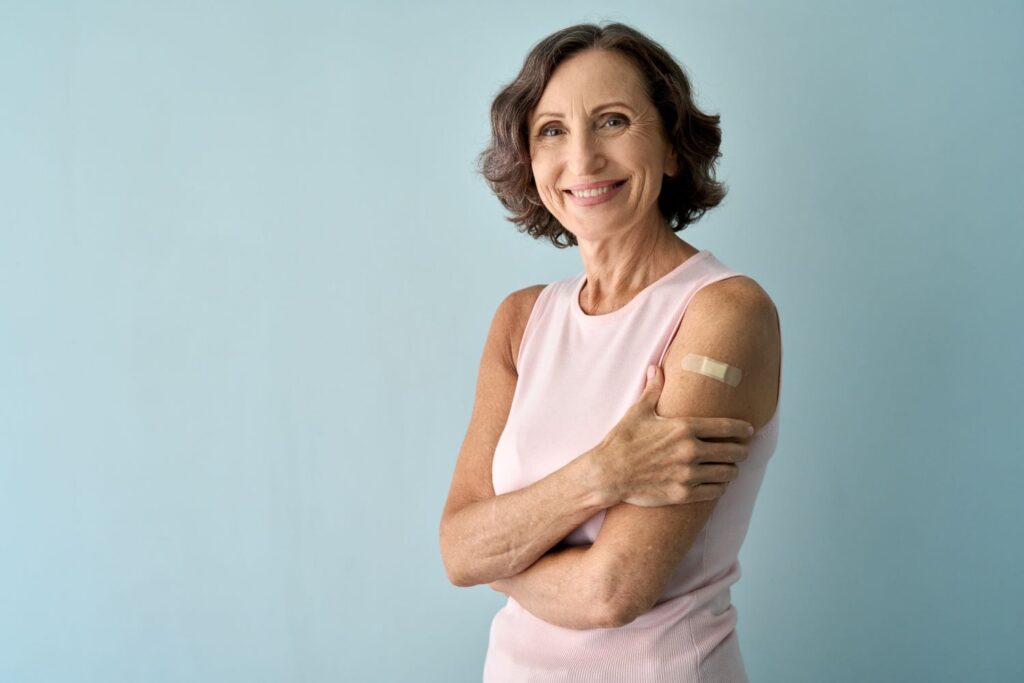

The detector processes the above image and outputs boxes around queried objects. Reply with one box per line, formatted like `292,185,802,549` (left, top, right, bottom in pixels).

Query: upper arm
439,285,545,529
591,276,782,625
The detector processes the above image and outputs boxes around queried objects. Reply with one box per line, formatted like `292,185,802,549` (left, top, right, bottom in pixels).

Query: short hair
477,22,728,249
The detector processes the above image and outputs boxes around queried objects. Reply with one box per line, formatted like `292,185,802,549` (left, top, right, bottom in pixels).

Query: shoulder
500,283,547,320
689,275,777,325
684,275,780,355
495,284,547,371
661,274,781,429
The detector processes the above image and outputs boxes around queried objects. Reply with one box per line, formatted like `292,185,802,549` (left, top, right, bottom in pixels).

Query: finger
686,416,754,441
695,463,740,485
693,441,749,464
692,482,729,502
640,364,664,407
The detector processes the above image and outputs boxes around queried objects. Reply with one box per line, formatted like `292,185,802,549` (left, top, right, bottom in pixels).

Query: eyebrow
532,101,636,124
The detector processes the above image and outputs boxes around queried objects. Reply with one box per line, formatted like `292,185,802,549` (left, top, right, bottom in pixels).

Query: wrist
580,445,621,509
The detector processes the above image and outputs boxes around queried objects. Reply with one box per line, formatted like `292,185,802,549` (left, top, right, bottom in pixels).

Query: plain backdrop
2,1,1021,681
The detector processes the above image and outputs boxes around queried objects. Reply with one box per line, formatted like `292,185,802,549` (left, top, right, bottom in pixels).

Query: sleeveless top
483,249,782,683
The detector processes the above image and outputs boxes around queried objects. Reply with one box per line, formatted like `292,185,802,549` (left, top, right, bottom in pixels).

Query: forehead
531,50,647,117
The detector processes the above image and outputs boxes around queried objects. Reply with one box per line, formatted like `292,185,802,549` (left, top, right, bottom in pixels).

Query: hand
591,364,752,507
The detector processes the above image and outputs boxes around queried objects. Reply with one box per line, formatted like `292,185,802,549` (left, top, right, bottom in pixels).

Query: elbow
440,548,468,588
445,564,492,589
445,567,473,588
593,593,650,629
439,530,477,588
593,601,636,629
440,552,465,587
582,562,644,629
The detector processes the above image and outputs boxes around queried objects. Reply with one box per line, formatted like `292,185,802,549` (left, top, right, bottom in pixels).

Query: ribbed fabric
483,249,782,683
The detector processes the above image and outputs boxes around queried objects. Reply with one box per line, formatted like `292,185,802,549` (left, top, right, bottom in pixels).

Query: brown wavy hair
477,22,728,249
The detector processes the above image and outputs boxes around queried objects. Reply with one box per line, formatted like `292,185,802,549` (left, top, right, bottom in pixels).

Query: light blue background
2,2,1021,681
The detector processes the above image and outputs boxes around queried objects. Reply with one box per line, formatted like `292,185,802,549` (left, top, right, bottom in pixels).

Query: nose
567,128,605,178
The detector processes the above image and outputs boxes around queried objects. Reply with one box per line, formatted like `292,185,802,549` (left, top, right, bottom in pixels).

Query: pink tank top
484,249,782,682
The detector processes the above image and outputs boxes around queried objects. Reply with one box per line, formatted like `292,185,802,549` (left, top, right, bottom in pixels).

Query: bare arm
490,278,782,628
442,455,611,587
439,287,618,589
489,543,619,630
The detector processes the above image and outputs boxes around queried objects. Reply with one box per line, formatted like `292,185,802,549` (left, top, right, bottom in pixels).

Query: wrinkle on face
526,49,678,238
525,48,692,310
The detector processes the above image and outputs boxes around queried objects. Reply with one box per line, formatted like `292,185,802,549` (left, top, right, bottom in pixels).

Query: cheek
543,185,564,210
531,163,560,201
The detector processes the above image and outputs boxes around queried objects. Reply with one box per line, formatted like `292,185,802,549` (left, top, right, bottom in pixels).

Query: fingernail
747,425,754,435
647,365,655,380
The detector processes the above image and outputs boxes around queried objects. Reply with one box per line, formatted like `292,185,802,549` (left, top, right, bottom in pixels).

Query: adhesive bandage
681,353,742,387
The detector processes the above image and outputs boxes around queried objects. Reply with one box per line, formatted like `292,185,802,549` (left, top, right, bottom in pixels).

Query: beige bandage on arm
680,353,743,387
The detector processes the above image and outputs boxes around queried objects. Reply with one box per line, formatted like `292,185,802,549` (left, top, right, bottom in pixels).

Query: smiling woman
527,49,681,233
476,22,728,249
439,21,782,683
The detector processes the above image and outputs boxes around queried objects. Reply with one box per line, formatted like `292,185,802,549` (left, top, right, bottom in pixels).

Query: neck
577,224,696,315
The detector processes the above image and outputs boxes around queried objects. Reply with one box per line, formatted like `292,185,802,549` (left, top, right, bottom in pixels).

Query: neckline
571,249,711,325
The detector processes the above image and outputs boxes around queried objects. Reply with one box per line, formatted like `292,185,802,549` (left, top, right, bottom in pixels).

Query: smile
564,179,627,206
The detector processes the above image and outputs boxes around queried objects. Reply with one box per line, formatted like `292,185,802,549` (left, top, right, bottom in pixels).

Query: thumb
642,364,664,404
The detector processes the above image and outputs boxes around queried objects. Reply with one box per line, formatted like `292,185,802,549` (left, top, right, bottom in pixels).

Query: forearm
441,450,615,587
489,543,615,630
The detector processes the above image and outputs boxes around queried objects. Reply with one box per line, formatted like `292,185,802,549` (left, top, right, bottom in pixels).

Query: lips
564,179,626,193
564,178,627,205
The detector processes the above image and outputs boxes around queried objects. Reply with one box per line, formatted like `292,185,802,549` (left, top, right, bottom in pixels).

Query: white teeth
570,183,618,198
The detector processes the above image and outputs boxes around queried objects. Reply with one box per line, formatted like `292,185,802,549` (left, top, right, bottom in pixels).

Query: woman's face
528,49,679,241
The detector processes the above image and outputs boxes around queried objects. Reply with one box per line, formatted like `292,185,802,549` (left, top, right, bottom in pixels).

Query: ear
665,148,680,177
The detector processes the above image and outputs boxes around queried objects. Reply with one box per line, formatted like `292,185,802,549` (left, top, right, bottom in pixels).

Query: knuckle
679,440,698,462
672,483,689,504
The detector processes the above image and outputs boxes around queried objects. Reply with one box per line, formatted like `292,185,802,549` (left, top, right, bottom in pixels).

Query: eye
536,113,630,139
602,113,629,129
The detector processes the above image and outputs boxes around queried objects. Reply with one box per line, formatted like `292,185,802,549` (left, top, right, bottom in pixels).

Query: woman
439,22,782,682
